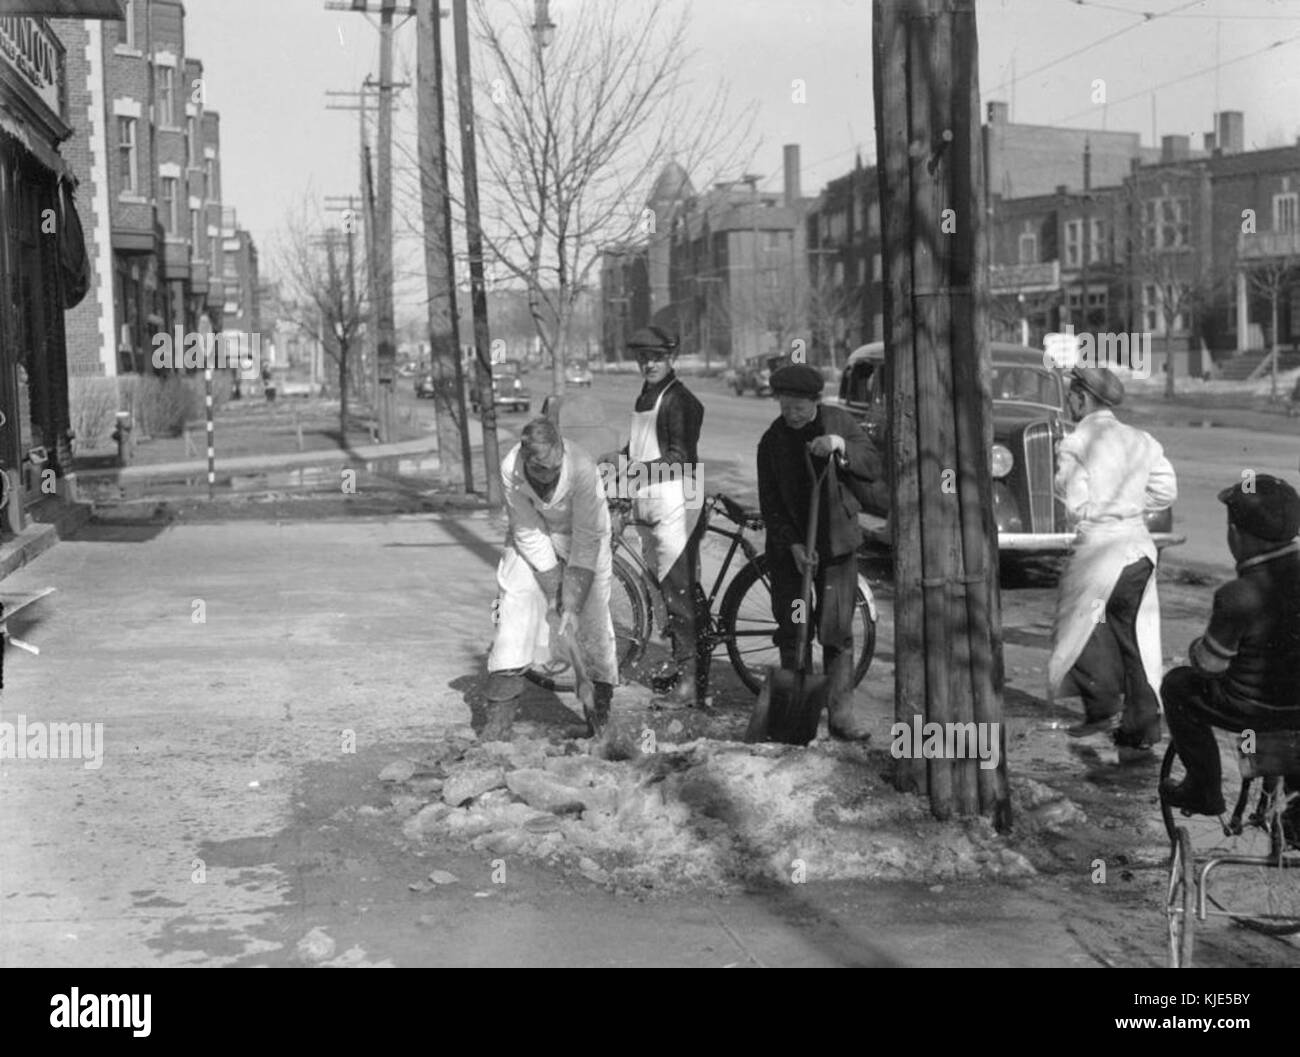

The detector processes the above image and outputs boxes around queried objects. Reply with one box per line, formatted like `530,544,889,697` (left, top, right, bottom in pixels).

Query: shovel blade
745,666,828,747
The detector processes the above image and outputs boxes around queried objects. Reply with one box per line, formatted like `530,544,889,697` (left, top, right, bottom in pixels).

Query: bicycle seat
717,494,763,529
1237,729,1300,781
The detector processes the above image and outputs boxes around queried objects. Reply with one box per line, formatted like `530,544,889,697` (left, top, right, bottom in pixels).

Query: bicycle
525,492,878,698
1161,730,1300,968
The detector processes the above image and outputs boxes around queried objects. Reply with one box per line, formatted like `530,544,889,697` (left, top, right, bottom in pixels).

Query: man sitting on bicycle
482,417,618,741
758,364,881,741
1161,475,1300,818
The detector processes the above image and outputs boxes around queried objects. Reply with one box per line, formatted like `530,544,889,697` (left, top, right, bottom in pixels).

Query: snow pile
382,725,1041,892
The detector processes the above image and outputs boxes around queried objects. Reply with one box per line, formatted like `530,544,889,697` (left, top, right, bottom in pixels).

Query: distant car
834,342,1185,555
730,354,788,397
470,360,531,414
565,360,593,388
414,373,437,399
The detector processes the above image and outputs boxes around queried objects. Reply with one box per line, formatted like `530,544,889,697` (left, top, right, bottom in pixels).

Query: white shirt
1054,409,1177,526
501,442,610,574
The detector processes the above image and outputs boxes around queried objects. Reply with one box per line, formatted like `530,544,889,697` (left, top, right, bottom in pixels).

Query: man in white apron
1048,366,1177,759
619,326,705,707
483,418,618,740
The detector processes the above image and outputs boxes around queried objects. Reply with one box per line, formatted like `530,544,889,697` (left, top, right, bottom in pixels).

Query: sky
182,0,1300,291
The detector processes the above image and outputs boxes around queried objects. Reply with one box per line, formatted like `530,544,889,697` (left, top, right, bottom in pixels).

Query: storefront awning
2,1,126,16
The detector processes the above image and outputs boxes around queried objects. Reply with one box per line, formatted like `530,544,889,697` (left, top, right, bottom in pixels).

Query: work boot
585,680,613,738
1159,777,1226,818
482,668,524,741
653,657,700,710
824,646,870,742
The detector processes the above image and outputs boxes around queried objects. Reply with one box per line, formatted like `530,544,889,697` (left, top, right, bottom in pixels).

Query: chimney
783,144,801,208
1161,134,1190,163
987,100,1009,125
1083,139,1092,191
1216,111,1244,154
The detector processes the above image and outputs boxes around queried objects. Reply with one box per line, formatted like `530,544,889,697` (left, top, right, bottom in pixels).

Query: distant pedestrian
1048,366,1178,759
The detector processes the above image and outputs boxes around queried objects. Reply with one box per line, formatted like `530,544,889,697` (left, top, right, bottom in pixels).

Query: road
402,368,1300,575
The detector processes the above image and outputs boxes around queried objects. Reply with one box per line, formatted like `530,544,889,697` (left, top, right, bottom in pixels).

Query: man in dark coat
1160,475,1300,816
757,363,881,740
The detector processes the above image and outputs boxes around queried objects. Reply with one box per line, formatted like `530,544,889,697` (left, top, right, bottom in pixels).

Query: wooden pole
417,0,474,490
873,0,1007,821
453,0,503,507
376,0,398,443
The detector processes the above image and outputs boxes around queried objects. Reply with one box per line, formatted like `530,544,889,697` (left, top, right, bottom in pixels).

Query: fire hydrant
111,412,134,468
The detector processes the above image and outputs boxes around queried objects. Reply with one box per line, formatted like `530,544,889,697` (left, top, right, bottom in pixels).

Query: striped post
205,365,214,500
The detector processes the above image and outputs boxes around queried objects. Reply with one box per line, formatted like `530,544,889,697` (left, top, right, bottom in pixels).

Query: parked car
834,342,1184,554
565,360,593,387
470,359,531,414
414,373,437,399
729,354,788,397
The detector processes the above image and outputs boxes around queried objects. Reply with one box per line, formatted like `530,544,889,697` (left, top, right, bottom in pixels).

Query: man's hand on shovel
790,543,818,576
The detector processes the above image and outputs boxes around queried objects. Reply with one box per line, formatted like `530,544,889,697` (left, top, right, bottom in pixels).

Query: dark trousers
1070,557,1159,736
769,550,856,666
1162,666,1300,795
658,526,703,670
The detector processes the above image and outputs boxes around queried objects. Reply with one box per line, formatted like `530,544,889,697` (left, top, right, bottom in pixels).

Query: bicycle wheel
1160,743,1300,935
1166,826,1195,968
524,552,652,694
719,553,877,695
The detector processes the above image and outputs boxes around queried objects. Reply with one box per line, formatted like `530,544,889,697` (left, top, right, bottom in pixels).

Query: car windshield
991,365,1061,407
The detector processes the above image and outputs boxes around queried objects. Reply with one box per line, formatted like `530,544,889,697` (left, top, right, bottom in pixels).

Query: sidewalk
2,503,1295,968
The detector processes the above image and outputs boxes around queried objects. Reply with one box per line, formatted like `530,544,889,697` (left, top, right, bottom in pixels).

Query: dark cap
1218,474,1300,542
1069,365,1124,407
627,325,678,353
769,363,824,397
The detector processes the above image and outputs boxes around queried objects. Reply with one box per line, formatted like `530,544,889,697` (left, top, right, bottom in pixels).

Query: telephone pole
417,0,473,491
452,0,502,507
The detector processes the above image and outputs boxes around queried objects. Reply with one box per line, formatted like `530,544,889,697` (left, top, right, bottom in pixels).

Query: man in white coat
1048,365,1177,759
483,417,617,740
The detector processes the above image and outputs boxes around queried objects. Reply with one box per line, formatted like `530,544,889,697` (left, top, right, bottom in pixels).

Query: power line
1058,0,1300,20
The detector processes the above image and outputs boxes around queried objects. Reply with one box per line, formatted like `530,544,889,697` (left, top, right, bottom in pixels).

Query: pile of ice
380,723,1042,892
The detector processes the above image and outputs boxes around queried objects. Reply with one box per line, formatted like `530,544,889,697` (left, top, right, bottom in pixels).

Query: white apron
630,379,696,580
1047,517,1163,707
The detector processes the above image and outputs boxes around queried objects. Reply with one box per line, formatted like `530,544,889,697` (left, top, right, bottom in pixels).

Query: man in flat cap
613,325,707,707
1160,475,1300,816
757,363,881,740
1048,365,1178,758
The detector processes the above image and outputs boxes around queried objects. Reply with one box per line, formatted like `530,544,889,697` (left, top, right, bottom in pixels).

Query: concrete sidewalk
0,508,1292,968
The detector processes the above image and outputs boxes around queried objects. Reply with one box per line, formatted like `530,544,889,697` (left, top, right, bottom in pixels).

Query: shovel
745,449,832,746
549,612,596,722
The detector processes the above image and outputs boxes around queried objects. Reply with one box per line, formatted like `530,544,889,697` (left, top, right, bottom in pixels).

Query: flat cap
769,363,824,397
1070,365,1124,407
626,325,678,352
1218,474,1300,542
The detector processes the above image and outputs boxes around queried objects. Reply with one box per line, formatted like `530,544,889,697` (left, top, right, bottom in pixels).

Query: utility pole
327,2,416,442
417,0,473,490
874,0,1007,822
453,0,502,507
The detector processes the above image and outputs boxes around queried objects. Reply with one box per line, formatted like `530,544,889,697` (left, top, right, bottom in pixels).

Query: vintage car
834,342,1184,554
565,359,594,388
469,359,531,414
728,354,789,397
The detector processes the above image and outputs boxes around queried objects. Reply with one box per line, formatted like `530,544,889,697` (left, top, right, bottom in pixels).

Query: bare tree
272,195,370,430
465,0,754,396
1245,255,1299,400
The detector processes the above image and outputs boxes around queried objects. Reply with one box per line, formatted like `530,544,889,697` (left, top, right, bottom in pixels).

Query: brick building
55,0,240,379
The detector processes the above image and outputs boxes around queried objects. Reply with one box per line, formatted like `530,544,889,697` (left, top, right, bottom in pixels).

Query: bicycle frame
611,495,765,648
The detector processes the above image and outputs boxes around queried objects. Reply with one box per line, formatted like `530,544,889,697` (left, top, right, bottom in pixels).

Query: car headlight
990,443,1014,479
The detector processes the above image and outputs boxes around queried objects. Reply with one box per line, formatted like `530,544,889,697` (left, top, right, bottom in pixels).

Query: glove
808,434,845,459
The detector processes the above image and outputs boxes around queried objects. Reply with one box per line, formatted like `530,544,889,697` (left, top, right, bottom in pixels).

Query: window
763,231,782,252
161,177,179,233
188,117,198,164
1018,232,1037,265
1143,196,1190,250
158,67,174,126
117,117,136,193
1090,218,1106,263
1143,283,1187,335
122,0,136,48
210,225,220,272
872,252,881,281
867,201,880,236
190,208,201,248
204,158,214,201
1274,192,1298,233
1064,220,1082,268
